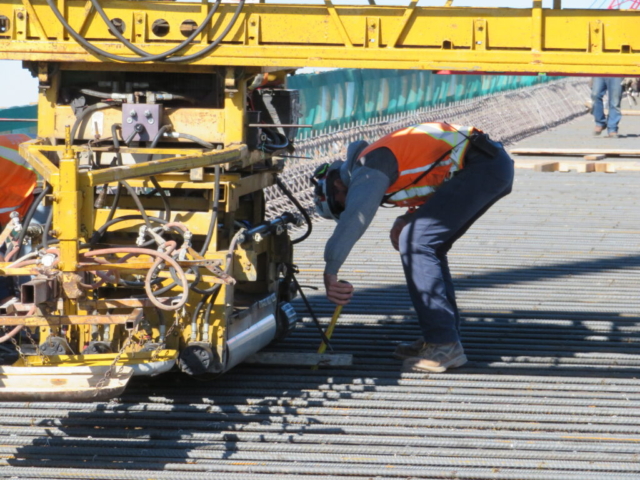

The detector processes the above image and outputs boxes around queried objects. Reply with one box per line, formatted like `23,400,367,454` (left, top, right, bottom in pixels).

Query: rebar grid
266,78,589,219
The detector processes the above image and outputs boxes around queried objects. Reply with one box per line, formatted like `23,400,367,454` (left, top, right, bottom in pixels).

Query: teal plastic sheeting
287,69,555,135
0,104,37,136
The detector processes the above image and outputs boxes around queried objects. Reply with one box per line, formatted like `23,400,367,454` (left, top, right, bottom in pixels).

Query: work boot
594,125,604,136
403,341,468,373
608,131,618,138
393,336,425,360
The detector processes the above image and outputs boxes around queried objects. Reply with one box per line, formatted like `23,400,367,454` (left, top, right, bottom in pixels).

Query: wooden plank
534,162,560,172
558,163,586,173
584,154,606,161
511,148,640,157
586,163,617,173
243,352,353,367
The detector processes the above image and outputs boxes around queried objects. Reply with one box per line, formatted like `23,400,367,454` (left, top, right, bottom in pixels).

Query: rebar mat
4,79,640,480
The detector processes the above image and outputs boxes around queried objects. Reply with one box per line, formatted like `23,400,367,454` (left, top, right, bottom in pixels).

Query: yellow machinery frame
0,1,639,74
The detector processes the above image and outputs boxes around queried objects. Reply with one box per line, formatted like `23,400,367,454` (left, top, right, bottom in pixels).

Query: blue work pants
398,139,514,344
592,77,623,134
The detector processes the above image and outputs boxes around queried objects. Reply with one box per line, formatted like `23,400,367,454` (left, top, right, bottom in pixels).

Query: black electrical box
252,89,301,144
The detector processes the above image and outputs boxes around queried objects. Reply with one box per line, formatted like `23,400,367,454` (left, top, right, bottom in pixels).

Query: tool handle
317,304,343,355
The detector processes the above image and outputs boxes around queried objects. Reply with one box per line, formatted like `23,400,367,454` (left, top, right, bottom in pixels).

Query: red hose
0,305,37,344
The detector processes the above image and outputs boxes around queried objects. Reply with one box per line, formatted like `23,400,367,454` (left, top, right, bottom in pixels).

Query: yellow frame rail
0,1,638,74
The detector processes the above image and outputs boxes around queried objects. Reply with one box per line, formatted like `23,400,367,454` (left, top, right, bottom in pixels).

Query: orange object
0,134,37,226
359,122,481,208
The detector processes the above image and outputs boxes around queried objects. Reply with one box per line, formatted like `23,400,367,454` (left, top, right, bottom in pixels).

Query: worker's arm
324,168,391,305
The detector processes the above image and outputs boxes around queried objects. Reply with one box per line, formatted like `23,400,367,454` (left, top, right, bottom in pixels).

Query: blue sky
0,0,605,108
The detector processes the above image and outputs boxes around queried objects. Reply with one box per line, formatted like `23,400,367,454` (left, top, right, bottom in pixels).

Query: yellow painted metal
53,105,227,143
19,140,60,185
85,145,247,185
56,127,80,275
0,314,138,327
16,349,178,367
0,2,638,73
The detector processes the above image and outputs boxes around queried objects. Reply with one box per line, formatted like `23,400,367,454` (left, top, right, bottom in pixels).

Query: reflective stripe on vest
359,123,478,208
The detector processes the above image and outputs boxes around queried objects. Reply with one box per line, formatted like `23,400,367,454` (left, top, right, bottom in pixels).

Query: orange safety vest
0,134,37,226
359,122,480,208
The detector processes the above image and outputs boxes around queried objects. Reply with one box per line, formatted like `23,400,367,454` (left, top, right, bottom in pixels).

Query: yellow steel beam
0,313,138,326
84,145,247,185
0,2,638,74
19,140,60,185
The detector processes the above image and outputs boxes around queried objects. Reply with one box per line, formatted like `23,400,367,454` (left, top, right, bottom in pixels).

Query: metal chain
23,327,49,365
93,333,133,393
9,335,27,365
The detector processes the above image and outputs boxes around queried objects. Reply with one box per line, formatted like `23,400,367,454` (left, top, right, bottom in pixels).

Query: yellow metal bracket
324,0,353,48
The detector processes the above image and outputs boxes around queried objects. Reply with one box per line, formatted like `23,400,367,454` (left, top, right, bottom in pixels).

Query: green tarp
0,104,37,136
287,69,555,136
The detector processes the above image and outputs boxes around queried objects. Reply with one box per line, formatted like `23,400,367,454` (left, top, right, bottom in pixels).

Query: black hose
90,215,167,245
199,165,220,256
70,103,115,143
40,208,54,249
275,176,312,245
291,273,333,351
45,0,244,63
119,180,153,232
174,132,214,149
105,183,122,224
15,184,51,259
148,176,171,222
79,88,114,100
147,125,173,222
260,128,289,153
89,0,221,61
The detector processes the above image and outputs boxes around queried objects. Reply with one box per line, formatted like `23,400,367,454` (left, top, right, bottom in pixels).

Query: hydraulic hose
88,0,221,61
83,247,188,311
120,180,153,232
147,125,173,222
70,102,116,143
199,165,220,256
260,128,289,153
0,305,37,344
15,184,52,260
165,131,214,150
90,214,167,245
275,176,312,245
45,0,244,63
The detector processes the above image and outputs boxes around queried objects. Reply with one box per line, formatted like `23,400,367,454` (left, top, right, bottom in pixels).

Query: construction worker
312,122,514,372
0,133,37,300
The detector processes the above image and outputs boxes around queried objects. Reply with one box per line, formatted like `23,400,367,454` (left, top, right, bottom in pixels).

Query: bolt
129,109,137,117
144,110,152,118
49,229,59,238
16,12,24,20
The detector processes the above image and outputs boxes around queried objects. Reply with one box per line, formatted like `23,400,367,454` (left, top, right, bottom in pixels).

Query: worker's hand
323,273,353,306
389,217,408,251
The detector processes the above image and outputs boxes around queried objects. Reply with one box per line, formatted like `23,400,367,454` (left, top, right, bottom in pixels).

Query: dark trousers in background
399,138,514,345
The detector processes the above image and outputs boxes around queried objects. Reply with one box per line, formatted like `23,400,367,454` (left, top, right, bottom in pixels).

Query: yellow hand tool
317,304,343,355
311,304,342,371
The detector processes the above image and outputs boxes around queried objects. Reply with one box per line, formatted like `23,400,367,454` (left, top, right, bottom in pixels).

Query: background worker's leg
591,77,607,131
399,141,514,344
605,77,623,134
